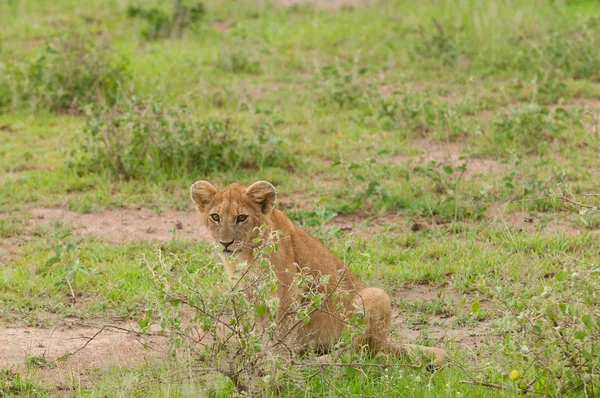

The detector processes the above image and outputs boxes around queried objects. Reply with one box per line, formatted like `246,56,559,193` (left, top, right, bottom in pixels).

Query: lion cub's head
190,181,277,257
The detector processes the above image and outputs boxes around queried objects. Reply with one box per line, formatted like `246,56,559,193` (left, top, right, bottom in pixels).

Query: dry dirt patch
211,20,230,32
395,316,492,351
276,0,378,9
394,139,504,179
0,321,168,387
329,212,408,237
27,207,212,243
392,285,493,351
486,205,598,236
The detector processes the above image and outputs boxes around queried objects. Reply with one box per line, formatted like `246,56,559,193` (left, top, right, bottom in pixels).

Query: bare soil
275,0,377,10
395,139,505,179
211,20,230,32
391,285,493,351
27,207,212,243
486,205,597,236
0,207,213,387
0,320,168,389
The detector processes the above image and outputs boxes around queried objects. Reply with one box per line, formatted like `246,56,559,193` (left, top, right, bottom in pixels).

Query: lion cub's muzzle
214,239,248,258
219,239,235,253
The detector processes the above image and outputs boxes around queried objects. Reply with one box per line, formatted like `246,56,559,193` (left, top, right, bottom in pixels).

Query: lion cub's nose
219,240,235,251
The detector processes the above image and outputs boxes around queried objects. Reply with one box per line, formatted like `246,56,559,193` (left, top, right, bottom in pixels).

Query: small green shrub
0,216,25,238
316,63,373,110
73,97,294,180
495,26,600,80
0,32,129,113
127,0,205,40
314,63,468,139
414,18,459,67
0,369,51,397
492,106,575,155
218,47,262,74
382,93,438,135
287,206,338,228
485,264,600,396
141,225,388,395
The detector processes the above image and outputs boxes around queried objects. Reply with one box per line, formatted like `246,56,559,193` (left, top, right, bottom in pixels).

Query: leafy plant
141,226,369,394
0,32,129,113
288,206,338,228
218,46,262,74
410,160,487,222
73,96,294,180
25,354,55,370
0,369,51,397
0,216,25,238
484,264,600,396
413,160,466,195
415,18,459,67
127,0,206,40
332,160,386,214
492,105,576,155
316,62,374,110
510,27,600,80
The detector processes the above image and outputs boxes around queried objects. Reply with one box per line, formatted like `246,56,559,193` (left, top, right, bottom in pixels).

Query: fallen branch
48,324,166,365
558,195,599,213
459,380,505,390
294,361,421,369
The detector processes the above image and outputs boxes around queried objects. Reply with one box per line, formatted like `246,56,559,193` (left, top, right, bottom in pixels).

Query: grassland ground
1,0,600,396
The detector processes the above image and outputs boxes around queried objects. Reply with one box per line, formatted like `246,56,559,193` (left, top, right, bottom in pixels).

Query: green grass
0,368,52,397
1,0,600,396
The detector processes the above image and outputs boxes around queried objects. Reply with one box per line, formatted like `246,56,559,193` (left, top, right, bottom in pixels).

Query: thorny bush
142,226,370,394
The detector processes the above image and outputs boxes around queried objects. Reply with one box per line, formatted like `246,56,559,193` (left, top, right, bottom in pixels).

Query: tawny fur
190,180,446,366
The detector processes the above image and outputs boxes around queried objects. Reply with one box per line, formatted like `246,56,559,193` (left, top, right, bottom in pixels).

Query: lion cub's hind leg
351,287,393,354
351,287,446,366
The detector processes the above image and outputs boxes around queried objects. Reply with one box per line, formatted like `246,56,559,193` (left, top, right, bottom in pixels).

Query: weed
515,27,600,80
0,369,51,397
127,0,206,40
218,46,262,74
316,62,373,110
486,263,600,395
491,106,576,155
379,93,438,135
409,160,487,222
395,297,456,318
535,79,569,105
287,206,337,227
0,32,129,113
377,92,469,140
333,160,385,214
25,354,55,370
413,160,466,196
73,96,294,180
415,18,459,67
0,216,25,238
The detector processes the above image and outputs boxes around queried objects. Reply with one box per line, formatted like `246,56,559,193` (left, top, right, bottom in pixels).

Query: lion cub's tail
386,343,447,367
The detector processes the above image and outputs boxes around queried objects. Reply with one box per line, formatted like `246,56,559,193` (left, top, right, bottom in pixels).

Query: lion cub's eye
236,215,248,223
210,214,220,222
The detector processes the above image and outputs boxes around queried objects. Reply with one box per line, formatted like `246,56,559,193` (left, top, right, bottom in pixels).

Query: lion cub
191,180,446,365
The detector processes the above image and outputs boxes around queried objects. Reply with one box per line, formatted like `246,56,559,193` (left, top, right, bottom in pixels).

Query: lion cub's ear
190,181,217,213
246,181,277,214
